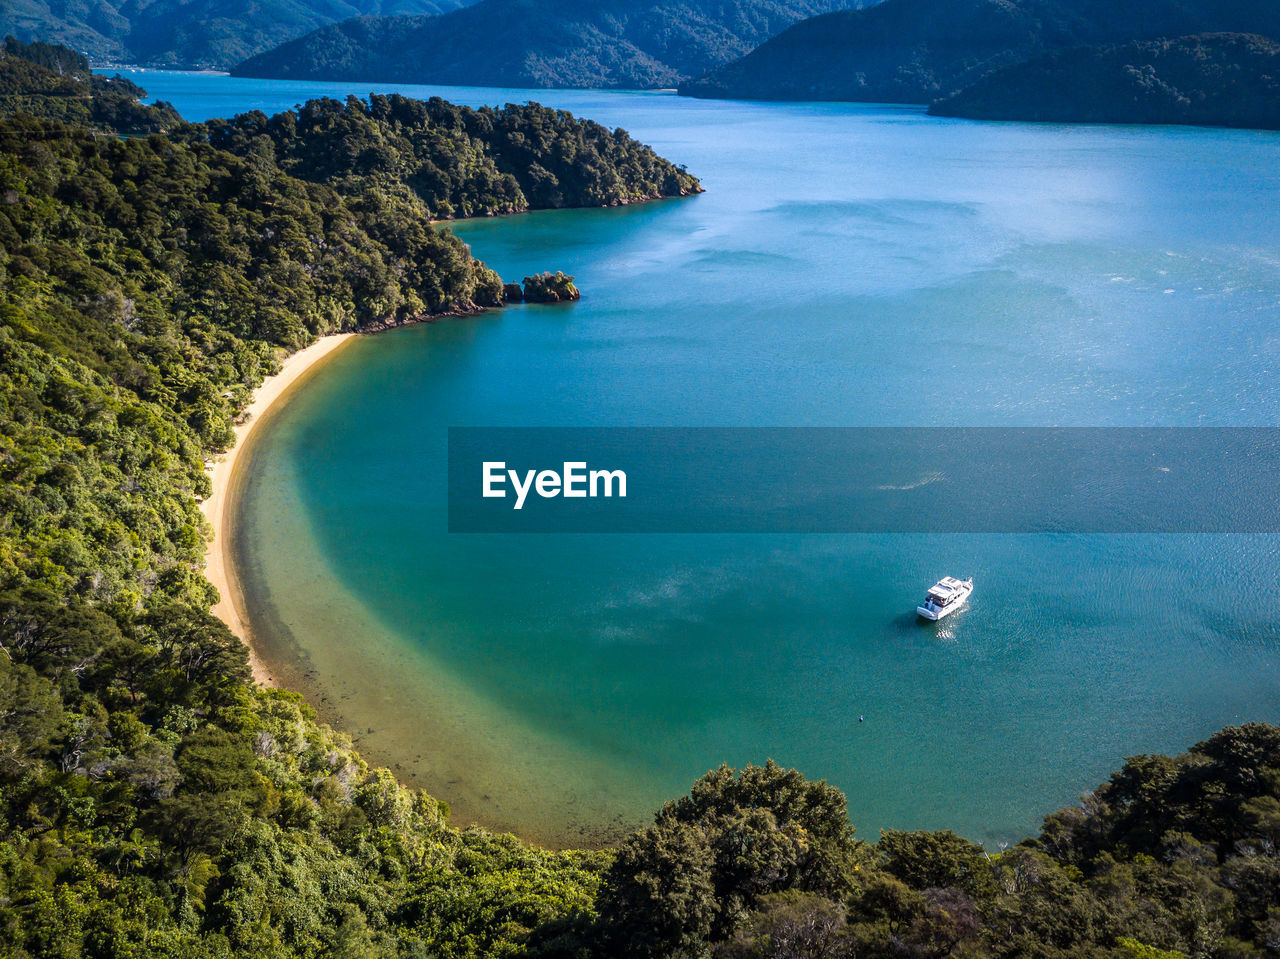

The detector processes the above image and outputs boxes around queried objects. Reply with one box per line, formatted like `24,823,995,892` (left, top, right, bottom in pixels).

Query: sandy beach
200,333,356,685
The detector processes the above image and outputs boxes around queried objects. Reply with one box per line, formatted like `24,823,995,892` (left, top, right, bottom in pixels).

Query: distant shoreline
200,333,356,685
93,65,231,75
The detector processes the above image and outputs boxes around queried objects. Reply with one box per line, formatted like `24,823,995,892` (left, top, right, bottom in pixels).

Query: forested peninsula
0,38,183,135
206,94,701,219
2,38,1280,959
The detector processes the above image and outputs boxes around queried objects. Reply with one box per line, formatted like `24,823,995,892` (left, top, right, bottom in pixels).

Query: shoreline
200,333,357,684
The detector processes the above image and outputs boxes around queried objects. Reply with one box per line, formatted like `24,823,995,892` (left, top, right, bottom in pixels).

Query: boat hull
917,599,966,621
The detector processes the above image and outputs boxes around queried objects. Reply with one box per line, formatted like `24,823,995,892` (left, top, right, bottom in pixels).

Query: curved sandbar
200,334,357,684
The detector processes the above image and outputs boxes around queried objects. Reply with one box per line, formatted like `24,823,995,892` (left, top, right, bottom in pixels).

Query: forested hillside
0,0,473,69
0,39,671,957
680,0,1280,111
207,94,701,218
929,33,1280,130
0,37,182,134
1,39,1278,959
231,0,865,89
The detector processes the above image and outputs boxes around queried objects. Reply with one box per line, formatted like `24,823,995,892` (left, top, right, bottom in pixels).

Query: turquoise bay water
135,72,1280,846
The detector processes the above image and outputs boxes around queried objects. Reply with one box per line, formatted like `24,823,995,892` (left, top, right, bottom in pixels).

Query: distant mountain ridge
679,0,1280,104
231,0,864,89
0,0,472,69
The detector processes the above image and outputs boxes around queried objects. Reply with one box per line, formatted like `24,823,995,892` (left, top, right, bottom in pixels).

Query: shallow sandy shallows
200,334,356,684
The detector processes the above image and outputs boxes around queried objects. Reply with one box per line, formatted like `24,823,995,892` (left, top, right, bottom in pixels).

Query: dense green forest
929,34,1280,129
230,0,865,89
0,0,473,70
0,37,182,134
205,94,700,218
1,38,1279,959
679,0,1280,128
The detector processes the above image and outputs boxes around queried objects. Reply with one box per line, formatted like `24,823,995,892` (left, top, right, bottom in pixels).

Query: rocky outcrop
354,300,491,333
522,271,580,304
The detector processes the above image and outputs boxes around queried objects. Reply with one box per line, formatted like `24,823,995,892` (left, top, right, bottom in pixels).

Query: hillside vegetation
930,33,1280,129
231,0,864,89
0,37,182,135
680,0,1280,125
0,0,473,70
206,94,700,219
1,39,1279,959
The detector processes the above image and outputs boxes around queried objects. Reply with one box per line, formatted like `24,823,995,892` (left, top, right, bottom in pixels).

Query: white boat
917,576,973,621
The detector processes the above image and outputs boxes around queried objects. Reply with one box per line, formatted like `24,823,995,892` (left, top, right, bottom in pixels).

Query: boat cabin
925,578,965,607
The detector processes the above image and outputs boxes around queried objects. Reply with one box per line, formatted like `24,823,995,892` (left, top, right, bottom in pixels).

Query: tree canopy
0,36,183,134
206,93,700,219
